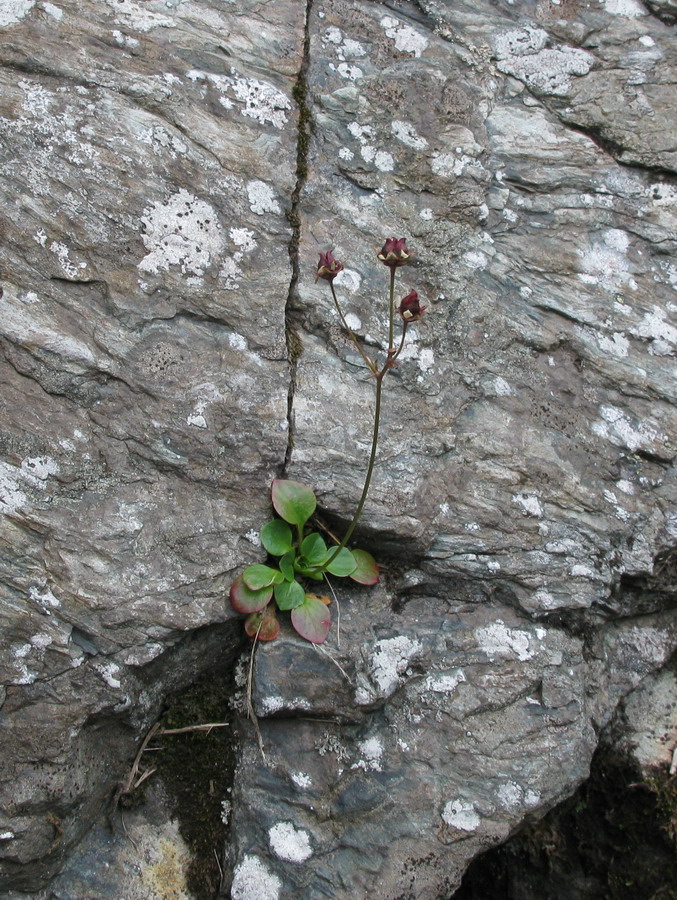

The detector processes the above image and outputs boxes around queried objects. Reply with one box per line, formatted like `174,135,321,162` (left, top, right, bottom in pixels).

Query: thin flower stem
320,265,402,570
323,371,385,566
387,266,396,352
392,321,408,363
330,282,376,373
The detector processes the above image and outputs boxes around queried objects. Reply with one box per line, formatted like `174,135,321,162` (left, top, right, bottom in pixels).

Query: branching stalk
322,264,412,569
330,282,377,373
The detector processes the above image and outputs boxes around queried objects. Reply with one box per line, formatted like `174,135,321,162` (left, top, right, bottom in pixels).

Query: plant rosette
229,479,379,644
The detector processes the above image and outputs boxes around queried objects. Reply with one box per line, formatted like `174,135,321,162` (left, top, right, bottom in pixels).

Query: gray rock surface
0,0,676,897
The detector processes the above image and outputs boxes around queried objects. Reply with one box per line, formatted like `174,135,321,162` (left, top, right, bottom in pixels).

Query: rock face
1,1,676,898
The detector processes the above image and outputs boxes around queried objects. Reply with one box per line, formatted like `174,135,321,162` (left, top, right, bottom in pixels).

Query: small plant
229,237,425,644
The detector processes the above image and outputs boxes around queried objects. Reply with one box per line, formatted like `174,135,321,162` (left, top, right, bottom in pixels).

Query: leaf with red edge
349,549,380,585
229,575,273,614
244,605,280,641
291,593,331,644
271,479,316,526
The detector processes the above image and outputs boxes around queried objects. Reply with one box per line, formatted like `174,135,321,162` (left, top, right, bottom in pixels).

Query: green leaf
260,520,293,556
324,547,357,577
242,564,284,591
349,549,380,585
271,479,316,527
294,563,325,581
274,579,305,611
279,550,296,582
244,605,280,641
301,532,328,566
229,575,273,614
291,593,331,644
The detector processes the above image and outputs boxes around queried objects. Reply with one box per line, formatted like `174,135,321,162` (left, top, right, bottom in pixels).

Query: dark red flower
378,237,413,268
317,250,344,281
398,289,426,322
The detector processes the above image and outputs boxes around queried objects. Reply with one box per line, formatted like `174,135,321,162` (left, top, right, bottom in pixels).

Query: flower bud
317,250,344,281
398,289,426,322
378,237,413,268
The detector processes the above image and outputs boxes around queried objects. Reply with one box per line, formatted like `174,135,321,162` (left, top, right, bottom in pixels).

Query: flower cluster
317,237,425,324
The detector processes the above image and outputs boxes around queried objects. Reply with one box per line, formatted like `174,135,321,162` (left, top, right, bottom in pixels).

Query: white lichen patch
41,2,62,20
512,492,543,518
331,62,364,81
140,124,187,157
460,250,488,271
291,771,312,789
391,120,428,151
432,152,483,179
475,620,533,661
494,27,593,96
231,75,290,129
442,799,481,832
398,331,435,373
0,462,29,515
104,0,175,32
268,822,313,863
605,0,646,15
259,695,310,715
360,144,394,171
220,226,257,290
92,660,122,689
29,584,61,612
49,241,87,279
425,669,466,693
0,455,60,515
497,781,541,811
111,29,139,48
246,180,281,216
0,0,35,27
632,305,677,355
187,397,208,429
592,404,665,453
356,635,423,704
353,736,384,772
347,121,395,171
344,271,373,309
380,15,428,57
231,855,281,900
596,331,629,357
578,229,636,292
139,190,224,277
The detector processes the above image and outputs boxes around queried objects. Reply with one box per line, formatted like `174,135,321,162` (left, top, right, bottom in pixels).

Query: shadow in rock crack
451,726,677,900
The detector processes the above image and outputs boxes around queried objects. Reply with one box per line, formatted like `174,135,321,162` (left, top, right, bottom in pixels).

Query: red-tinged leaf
306,592,331,606
244,606,280,641
291,593,331,644
229,575,273,614
271,479,316,526
349,549,380,585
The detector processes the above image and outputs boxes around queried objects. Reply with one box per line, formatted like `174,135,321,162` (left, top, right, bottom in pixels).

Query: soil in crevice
452,748,677,900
